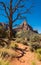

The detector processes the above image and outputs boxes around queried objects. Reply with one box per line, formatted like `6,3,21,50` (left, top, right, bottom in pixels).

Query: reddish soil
9,43,41,65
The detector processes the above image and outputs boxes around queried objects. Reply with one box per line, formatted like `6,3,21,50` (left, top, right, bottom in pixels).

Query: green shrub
16,30,41,43
0,26,7,38
16,30,32,41
0,41,6,48
36,49,41,54
10,42,18,49
36,49,41,61
0,60,9,65
15,38,22,43
21,40,28,45
37,53,41,61
0,29,10,38
0,30,7,38
31,61,36,65
14,44,18,48
29,42,41,52
0,47,18,59
30,35,40,42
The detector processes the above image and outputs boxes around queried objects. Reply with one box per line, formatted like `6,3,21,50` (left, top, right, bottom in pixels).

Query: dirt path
9,43,41,65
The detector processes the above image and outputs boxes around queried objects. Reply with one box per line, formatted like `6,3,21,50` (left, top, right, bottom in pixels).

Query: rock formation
0,21,38,33
14,21,33,31
13,20,38,33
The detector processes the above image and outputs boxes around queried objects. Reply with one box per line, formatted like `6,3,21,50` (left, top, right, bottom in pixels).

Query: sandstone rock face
13,21,38,33
22,21,33,31
0,21,38,33
14,21,33,32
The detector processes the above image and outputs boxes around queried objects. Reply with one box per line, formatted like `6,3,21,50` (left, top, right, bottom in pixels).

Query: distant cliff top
14,20,33,31
0,21,38,33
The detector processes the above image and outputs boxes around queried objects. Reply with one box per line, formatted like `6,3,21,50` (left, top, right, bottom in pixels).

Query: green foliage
16,30,41,47
31,61,36,65
0,41,19,59
36,49,41,61
16,30,32,41
16,38,28,45
0,29,10,38
30,35,40,42
29,42,41,52
15,38,22,43
0,30,7,38
0,47,18,59
0,25,6,38
21,40,28,45
16,30,34,45
14,44,18,48
10,42,18,48
36,49,41,54
0,40,6,48
37,53,41,61
0,60,9,65
16,30,41,43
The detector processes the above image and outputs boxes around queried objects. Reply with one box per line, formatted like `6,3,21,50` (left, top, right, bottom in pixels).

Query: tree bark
9,21,13,39
8,0,13,39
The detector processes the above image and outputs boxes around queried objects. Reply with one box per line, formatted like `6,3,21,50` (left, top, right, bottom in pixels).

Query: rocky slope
13,21,38,33
0,21,38,33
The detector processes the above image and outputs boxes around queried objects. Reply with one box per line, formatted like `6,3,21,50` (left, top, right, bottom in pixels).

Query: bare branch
0,2,9,19
12,13,26,23
12,0,24,13
20,9,31,14
12,0,33,16
7,7,10,11
12,16,18,23
19,16,26,20
0,14,8,18
19,4,33,14
18,5,25,8
12,24,20,27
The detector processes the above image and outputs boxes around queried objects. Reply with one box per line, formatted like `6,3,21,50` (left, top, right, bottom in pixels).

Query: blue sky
0,0,41,33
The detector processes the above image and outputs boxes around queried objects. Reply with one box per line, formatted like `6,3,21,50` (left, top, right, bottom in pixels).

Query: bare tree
0,0,33,39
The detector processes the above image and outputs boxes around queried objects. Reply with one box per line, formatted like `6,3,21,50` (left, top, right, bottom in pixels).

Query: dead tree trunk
9,0,13,39
0,0,33,39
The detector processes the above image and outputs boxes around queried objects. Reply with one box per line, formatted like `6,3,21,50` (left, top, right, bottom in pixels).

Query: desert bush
2,31,7,38
16,30,32,44
29,42,41,51
16,31,22,38
0,30,7,38
0,41,6,48
0,60,9,65
0,48,18,59
10,42,18,49
16,38,28,45
37,53,41,61
16,30,32,41
36,49,41,54
36,49,41,61
14,44,18,48
0,29,10,38
16,30,41,43
0,25,7,38
0,50,9,65
31,61,36,65
30,35,40,42
21,40,28,45
15,38,22,43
